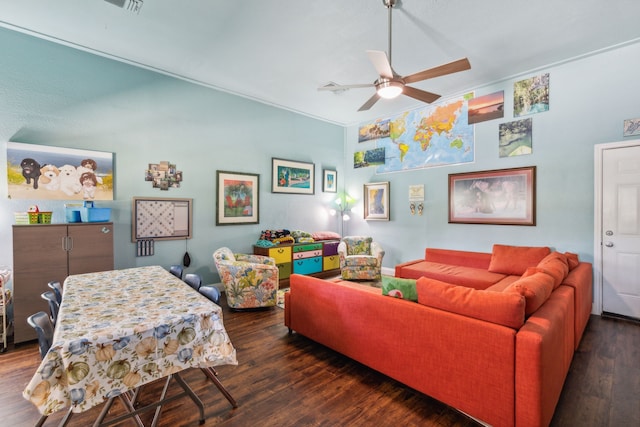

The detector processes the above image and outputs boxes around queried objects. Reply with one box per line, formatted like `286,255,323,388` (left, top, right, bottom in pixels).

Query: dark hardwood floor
1,296,638,427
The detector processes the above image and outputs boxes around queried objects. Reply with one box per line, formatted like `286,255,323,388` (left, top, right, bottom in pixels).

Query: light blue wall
343,41,640,268
0,28,344,284
2,25,640,282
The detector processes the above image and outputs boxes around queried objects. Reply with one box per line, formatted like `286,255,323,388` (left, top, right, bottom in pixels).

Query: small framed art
323,169,337,193
216,170,259,225
363,181,390,221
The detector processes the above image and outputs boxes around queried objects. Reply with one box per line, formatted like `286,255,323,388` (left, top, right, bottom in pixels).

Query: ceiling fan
318,0,471,111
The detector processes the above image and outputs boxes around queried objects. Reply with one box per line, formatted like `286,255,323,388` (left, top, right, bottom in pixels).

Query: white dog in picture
58,164,82,196
39,164,61,191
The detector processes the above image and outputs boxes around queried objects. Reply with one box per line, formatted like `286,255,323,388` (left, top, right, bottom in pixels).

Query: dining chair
198,285,221,305
184,273,202,291
41,291,60,326
48,280,63,304
27,311,74,427
169,264,183,279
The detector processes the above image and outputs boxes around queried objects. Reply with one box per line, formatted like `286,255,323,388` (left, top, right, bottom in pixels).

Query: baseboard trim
381,267,394,277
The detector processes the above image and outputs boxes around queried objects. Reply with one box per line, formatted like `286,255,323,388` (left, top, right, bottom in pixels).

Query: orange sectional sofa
284,245,593,427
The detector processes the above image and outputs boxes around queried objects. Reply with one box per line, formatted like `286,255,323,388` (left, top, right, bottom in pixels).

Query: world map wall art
358,93,475,173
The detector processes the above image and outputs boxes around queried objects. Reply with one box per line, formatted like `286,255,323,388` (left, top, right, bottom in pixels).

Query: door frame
593,139,640,315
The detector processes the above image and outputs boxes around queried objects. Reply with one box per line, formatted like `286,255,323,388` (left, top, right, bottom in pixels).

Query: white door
601,145,640,319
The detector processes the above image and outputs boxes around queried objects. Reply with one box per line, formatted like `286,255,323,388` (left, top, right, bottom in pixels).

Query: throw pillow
488,244,551,276
416,277,525,329
312,231,341,241
382,276,418,301
503,272,554,316
536,252,569,289
564,252,580,270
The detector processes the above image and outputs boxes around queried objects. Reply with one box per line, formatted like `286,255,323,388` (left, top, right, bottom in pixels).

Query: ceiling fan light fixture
376,80,403,99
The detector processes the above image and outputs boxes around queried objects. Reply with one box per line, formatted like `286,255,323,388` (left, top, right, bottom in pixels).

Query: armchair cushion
343,255,379,268
343,236,373,255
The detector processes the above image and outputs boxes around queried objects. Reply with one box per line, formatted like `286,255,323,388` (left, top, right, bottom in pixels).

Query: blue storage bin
80,207,111,223
65,204,83,223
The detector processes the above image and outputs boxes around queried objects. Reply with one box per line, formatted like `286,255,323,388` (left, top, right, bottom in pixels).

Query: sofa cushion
536,252,570,289
382,276,418,301
416,277,526,329
397,261,506,290
488,244,551,276
503,272,554,316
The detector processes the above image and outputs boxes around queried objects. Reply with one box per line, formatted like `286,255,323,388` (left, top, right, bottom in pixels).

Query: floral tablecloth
23,265,238,416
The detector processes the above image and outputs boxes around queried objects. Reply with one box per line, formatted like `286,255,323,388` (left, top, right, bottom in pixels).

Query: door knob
604,242,614,247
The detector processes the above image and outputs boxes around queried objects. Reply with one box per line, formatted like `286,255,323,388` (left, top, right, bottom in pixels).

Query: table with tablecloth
23,265,238,417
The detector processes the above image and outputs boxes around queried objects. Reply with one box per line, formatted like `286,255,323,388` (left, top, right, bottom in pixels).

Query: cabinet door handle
62,236,67,251
101,227,110,234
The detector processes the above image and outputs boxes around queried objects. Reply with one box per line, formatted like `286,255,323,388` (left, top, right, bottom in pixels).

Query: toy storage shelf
254,240,340,288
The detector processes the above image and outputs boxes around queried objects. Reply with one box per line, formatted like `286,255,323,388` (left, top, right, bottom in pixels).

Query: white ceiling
2,0,640,126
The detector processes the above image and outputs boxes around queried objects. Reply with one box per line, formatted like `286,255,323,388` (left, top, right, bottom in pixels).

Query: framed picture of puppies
6,141,114,200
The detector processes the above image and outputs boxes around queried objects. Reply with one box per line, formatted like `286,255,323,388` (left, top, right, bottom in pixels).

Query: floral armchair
213,247,278,309
337,236,385,281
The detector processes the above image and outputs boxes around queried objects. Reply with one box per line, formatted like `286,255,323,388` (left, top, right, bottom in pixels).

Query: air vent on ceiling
104,0,143,14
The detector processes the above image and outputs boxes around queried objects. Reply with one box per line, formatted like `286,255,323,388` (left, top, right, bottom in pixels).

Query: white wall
343,41,640,268
0,27,344,284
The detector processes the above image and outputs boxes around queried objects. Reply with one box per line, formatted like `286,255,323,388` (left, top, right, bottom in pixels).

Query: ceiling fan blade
403,58,471,84
318,83,375,91
366,50,394,79
402,86,441,104
358,93,381,111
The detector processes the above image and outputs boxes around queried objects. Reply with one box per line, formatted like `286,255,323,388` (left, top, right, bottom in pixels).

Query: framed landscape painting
448,166,536,225
216,170,259,225
271,158,315,194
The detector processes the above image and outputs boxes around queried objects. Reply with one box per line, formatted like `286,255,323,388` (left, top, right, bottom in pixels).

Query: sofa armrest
235,253,276,266
337,241,347,266
515,285,574,427
370,242,385,264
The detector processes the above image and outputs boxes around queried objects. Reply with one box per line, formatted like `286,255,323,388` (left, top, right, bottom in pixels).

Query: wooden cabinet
254,240,340,288
12,223,114,343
